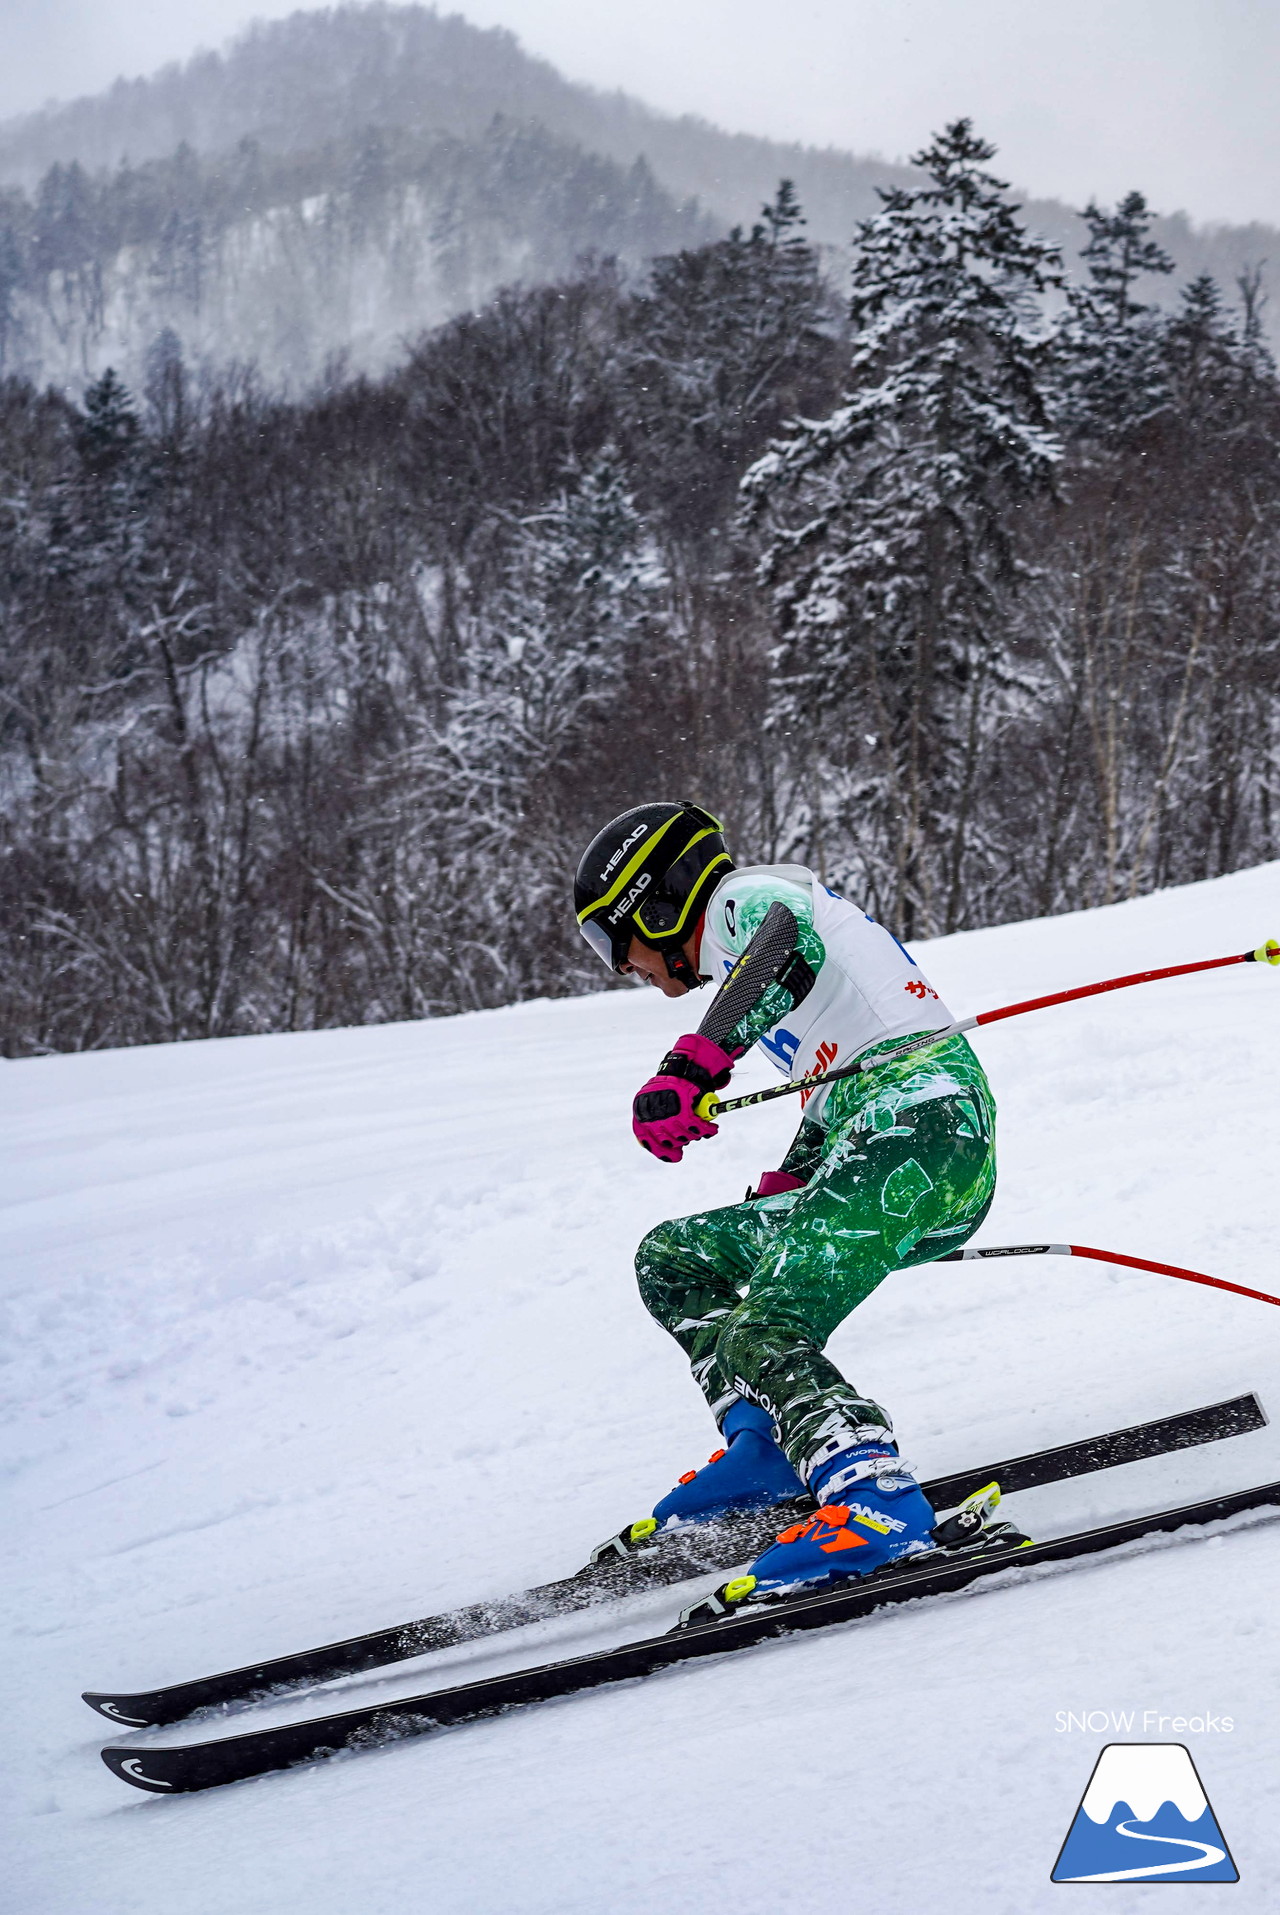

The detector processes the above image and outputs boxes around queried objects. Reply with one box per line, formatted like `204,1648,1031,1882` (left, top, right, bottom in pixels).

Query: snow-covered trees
0,119,711,396
1020,260,1280,914
743,121,1063,932
4,142,1280,1054
1054,192,1174,441
621,182,838,552
472,450,664,803
343,453,673,1014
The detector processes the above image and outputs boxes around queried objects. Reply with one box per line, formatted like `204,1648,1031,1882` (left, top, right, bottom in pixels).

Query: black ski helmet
574,801,734,983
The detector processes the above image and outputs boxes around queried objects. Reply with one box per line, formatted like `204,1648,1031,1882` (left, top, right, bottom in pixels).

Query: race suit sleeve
697,875,827,1057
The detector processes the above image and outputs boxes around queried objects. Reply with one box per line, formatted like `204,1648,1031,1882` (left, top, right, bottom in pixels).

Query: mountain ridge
0,4,917,243
2,2,1276,391
9,3,1275,266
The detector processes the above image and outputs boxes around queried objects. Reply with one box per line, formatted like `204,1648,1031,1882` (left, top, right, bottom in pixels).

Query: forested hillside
0,119,708,390
4,131,1277,1056
1,4,1276,390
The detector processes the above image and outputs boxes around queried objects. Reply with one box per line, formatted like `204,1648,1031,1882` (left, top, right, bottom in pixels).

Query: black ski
84,1392,1265,1728
101,1474,1280,1794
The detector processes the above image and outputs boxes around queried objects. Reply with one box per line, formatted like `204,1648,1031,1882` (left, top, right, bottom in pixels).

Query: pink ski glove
632,1033,738,1163
751,1170,806,1198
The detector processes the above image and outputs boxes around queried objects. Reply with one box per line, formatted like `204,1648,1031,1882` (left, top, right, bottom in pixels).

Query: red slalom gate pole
707,937,1280,1118
937,1241,1280,1311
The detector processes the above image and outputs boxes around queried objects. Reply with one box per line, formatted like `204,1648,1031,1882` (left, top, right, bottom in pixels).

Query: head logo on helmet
606,873,653,925
598,823,650,886
574,801,734,985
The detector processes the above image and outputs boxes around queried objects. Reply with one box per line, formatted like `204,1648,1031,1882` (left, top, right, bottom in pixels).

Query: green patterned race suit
635,1028,997,1479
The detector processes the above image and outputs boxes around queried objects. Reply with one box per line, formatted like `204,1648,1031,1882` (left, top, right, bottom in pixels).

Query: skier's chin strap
655,914,707,991
662,944,703,990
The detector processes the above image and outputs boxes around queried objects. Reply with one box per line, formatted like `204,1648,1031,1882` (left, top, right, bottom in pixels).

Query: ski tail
80,1390,1267,1728
100,1475,1280,1794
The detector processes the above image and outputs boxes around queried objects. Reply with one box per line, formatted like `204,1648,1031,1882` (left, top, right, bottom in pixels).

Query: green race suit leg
636,1198,780,1430
635,1037,996,1478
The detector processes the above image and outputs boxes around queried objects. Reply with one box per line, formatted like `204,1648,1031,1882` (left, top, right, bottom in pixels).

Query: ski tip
101,1746,180,1793
82,1691,155,1726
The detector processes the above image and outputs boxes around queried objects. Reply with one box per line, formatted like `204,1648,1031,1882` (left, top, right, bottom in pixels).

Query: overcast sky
3,0,1277,227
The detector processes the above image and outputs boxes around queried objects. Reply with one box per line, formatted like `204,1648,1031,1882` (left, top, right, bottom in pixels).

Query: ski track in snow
4,862,1280,1914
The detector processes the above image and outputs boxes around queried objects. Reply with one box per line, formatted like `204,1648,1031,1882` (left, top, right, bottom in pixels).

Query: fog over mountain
1,2,1276,391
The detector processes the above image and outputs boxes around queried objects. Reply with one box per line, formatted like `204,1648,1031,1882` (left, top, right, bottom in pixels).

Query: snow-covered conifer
372,452,667,1011
474,448,661,787
1161,272,1266,437
77,367,140,477
623,182,837,549
1054,192,1174,441
742,121,1062,933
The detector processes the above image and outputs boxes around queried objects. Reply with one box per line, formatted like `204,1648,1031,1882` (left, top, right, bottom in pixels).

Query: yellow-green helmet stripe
575,811,685,926
633,837,731,941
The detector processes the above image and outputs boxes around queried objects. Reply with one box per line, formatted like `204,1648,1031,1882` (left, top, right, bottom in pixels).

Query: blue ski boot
676,1476,1031,1626
651,1400,806,1526
729,1439,937,1597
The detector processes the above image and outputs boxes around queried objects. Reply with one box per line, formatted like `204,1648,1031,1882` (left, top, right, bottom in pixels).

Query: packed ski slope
5,862,1280,1914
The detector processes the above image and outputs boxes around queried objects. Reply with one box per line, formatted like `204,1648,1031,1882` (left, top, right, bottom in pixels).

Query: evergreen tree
72,367,153,628
77,366,140,477
622,182,838,550
1079,191,1173,325
1161,272,1261,438
743,121,1062,932
1055,192,1174,441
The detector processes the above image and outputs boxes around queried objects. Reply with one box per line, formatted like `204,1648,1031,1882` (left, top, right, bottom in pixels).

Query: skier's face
623,934,694,997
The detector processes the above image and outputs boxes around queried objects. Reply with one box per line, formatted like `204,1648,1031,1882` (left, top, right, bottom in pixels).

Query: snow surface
5,861,1280,1914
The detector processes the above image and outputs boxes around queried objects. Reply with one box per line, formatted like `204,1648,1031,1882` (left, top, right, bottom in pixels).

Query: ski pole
699,937,1280,1120
935,1241,1280,1311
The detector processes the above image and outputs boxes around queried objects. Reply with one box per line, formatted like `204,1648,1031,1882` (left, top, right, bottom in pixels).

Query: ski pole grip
694,1091,722,1123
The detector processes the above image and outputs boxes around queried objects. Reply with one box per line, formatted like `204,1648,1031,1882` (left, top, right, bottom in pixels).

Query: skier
575,799,998,1603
